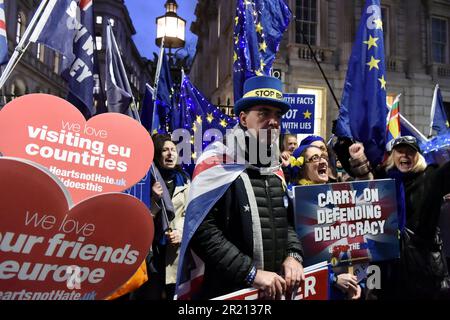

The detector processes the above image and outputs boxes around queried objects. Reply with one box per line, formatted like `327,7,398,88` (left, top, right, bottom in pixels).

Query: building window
295,0,318,45
217,4,221,38
36,43,41,59
93,74,100,94
54,53,61,74
96,36,102,50
216,56,219,89
432,17,448,64
16,13,25,44
96,16,103,24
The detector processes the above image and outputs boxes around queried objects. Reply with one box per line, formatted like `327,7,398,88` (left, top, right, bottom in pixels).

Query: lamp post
155,0,186,57
155,0,187,90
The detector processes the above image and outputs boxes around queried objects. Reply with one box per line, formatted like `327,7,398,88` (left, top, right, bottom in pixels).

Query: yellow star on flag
446,120,449,128
192,123,197,132
196,115,202,124
234,35,239,45
303,110,312,119
260,58,266,69
259,41,267,52
220,119,227,128
374,18,383,30
192,152,197,160
233,51,238,63
244,0,252,6
367,56,381,71
256,22,263,34
364,35,379,50
378,75,386,90
235,16,239,26
190,137,195,145
207,113,214,123
255,69,263,76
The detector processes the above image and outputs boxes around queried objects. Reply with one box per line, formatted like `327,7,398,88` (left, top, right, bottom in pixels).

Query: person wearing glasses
376,135,450,299
288,144,363,299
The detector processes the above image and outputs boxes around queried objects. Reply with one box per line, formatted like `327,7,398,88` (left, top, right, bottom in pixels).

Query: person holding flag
132,134,190,300
375,136,450,299
175,76,304,300
334,0,388,169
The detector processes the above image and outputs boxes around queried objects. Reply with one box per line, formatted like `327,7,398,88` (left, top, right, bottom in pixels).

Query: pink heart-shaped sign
0,94,154,204
0,157,154,300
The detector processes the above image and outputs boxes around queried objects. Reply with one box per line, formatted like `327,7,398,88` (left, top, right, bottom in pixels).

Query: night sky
125,0,198,59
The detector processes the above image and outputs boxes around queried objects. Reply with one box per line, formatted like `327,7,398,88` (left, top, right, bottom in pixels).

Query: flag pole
429,84,439,137
150,37,173,234
400,113,429,143
0,0,51,89
153,37,165,100
107,22,141,123
295,18,341,111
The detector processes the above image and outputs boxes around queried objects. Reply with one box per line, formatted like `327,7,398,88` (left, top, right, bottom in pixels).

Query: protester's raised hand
281,256,304,300
280,151,291,167
151,181,163,199
348,142,365,160
253,270,286,300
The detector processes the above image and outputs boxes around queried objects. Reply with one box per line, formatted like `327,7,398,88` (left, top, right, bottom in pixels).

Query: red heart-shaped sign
0,157,153,300
0,94,154,204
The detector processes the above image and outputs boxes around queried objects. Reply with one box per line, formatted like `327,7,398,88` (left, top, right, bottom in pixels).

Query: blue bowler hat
234,76,291,115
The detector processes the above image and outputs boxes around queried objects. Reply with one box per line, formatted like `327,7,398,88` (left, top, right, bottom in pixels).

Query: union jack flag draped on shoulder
174,127,286,299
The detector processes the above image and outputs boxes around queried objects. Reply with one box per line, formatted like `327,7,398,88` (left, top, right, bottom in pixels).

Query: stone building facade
189,0,450,138
1,0,152,109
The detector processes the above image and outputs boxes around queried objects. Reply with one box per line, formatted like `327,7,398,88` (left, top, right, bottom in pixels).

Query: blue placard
293,179,399,267
124,170,151,209
282,94,315,134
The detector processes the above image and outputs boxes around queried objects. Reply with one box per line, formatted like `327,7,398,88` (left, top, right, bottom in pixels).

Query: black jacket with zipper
190,166,303,299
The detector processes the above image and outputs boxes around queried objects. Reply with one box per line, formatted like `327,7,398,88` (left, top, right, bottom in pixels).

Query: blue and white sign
282,94,315,134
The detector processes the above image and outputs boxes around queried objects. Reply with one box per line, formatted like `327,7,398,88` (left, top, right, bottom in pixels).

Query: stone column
405,0,426,77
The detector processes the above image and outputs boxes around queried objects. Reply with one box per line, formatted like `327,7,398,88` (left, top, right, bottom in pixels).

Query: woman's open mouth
317,164,328,178
399,158,412,170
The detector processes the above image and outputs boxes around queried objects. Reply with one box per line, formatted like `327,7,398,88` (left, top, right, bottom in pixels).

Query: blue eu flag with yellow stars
233,0,291,102
430,84,450,136
335,0,388,167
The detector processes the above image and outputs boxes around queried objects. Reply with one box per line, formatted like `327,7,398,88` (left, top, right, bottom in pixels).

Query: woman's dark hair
151,133,184,173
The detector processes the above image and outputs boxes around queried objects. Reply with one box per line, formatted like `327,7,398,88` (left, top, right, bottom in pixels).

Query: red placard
0,158,154,300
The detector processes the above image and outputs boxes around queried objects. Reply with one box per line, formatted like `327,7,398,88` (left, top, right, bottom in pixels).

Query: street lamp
155,0,186,50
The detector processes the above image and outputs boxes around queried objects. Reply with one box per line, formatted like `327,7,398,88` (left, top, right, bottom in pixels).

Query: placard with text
293,179,399,267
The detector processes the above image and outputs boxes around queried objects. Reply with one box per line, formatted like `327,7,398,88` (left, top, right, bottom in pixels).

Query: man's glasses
305,154,329,164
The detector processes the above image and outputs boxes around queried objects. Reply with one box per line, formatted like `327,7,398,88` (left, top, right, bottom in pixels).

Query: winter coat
190,167,303,299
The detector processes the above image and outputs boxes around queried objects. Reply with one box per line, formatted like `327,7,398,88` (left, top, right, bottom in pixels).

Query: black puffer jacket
190,167,303,299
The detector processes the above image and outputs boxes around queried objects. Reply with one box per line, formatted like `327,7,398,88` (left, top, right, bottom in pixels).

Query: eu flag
105,23,138,120
0,0,9,65
430,84,450,136
140,84,154,132
233,0,291,102
151,51,173,134
335,0,388,167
